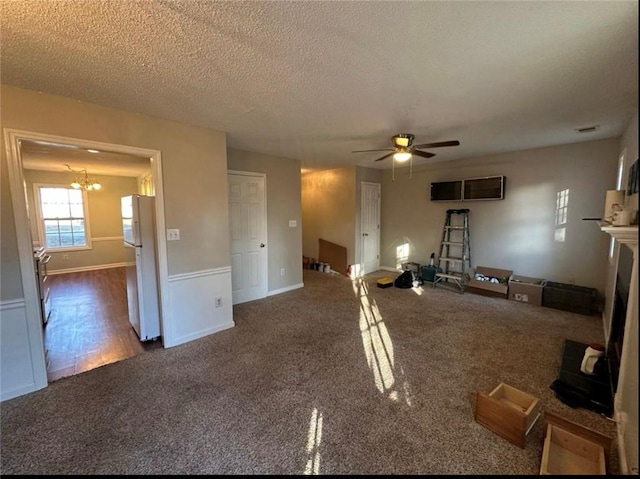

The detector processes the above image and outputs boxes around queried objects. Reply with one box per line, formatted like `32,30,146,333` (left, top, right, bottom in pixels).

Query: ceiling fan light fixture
393,149,412,162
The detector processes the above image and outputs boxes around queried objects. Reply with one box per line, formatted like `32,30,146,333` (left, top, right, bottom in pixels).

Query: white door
361,182,381,275
228,172,268,304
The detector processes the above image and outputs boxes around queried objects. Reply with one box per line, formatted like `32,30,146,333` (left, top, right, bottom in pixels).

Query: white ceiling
1,1,638,173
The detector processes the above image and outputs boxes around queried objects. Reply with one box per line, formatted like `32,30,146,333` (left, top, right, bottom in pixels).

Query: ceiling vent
575,125,600,134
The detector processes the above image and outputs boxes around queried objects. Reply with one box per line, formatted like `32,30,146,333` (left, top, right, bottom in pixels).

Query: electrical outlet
215,297,222,308
280,268,285,276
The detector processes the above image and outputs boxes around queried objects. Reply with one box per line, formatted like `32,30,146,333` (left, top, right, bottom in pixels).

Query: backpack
394,270,414,289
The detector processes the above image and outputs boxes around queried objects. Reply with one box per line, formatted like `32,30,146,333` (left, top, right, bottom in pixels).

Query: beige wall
1,84,229,305
301,168,356,264
1,155,23,299
23,170,139,272
227,148,303,291
380,137,619,294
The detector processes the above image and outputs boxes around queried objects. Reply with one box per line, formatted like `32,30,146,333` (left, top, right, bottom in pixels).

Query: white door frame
3,129,170,389
228,170,268,304
360,181,381,276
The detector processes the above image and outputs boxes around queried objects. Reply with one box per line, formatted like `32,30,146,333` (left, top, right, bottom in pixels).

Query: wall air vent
575,125,600,134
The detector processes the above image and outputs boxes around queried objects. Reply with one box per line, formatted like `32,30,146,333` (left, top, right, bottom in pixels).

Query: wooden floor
44,267,162,382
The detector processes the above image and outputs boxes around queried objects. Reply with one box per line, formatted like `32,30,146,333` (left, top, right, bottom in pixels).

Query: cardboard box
467,266,512,298
377,277,394,289
508,275,545,306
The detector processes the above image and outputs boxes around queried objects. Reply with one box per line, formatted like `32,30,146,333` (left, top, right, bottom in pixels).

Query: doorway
360,182,381,275
228,171,268,304
5,129,168,385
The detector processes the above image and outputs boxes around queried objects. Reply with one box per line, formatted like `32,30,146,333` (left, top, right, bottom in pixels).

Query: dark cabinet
430,176,505,202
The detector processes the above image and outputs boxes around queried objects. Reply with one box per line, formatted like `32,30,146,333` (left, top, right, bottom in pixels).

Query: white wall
380,137,619,294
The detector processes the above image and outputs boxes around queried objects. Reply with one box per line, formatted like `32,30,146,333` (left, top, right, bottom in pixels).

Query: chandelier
66,164,102,191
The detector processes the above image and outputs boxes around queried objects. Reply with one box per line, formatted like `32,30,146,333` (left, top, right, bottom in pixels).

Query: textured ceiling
1,1,638,173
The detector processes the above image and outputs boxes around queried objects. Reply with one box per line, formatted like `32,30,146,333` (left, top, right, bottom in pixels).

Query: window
554,188,570,243
35,185,91,250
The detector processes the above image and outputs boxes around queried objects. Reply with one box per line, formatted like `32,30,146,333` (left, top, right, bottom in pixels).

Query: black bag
394,270,414,288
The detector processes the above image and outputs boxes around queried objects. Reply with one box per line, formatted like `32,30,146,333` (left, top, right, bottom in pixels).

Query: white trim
171,321,235,345
92,236,124,242
268,283,304,296
616,412,630,474
3,129,49,393
3,128,171,388
168,266,232,283
48,262,133,275
0,298,27,311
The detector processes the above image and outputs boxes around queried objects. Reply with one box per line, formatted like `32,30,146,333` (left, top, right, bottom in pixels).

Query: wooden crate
539,412,610,475
474,382,541,448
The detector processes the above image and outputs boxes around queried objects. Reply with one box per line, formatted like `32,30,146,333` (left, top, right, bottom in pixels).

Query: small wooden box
377,277,394,288
474,382,542,448
539,412,609,475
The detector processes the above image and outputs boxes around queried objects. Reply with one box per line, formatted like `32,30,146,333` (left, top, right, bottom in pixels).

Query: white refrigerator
121,194,161,341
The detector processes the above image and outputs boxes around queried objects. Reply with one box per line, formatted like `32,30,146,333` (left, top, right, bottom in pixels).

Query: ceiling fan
352,133,460,163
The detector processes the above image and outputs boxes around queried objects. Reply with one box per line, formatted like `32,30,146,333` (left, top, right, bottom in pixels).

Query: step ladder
434,208,471,293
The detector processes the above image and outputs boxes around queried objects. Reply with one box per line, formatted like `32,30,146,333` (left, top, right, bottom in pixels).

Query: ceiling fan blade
412,150,436,159
374,152,394,162
352,148,394,153
413,140,460,149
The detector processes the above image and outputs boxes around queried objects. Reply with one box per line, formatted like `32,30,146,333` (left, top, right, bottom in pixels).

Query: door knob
260,243,265,247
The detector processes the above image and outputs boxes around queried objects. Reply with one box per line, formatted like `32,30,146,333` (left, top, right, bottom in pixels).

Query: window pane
71,219,84,232
60,233,74,247
44,220,59,234
69,203,84,218
46,234,60,248
68,189,83,203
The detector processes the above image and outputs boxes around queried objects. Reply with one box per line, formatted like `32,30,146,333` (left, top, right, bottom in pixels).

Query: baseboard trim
268,283,304,296
166,321,235,348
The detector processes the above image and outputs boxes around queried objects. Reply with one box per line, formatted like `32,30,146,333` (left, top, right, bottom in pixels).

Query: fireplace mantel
598,222,639,245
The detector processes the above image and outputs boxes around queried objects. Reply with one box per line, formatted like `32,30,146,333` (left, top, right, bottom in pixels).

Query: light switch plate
167,229,180,241
289,220,297,227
